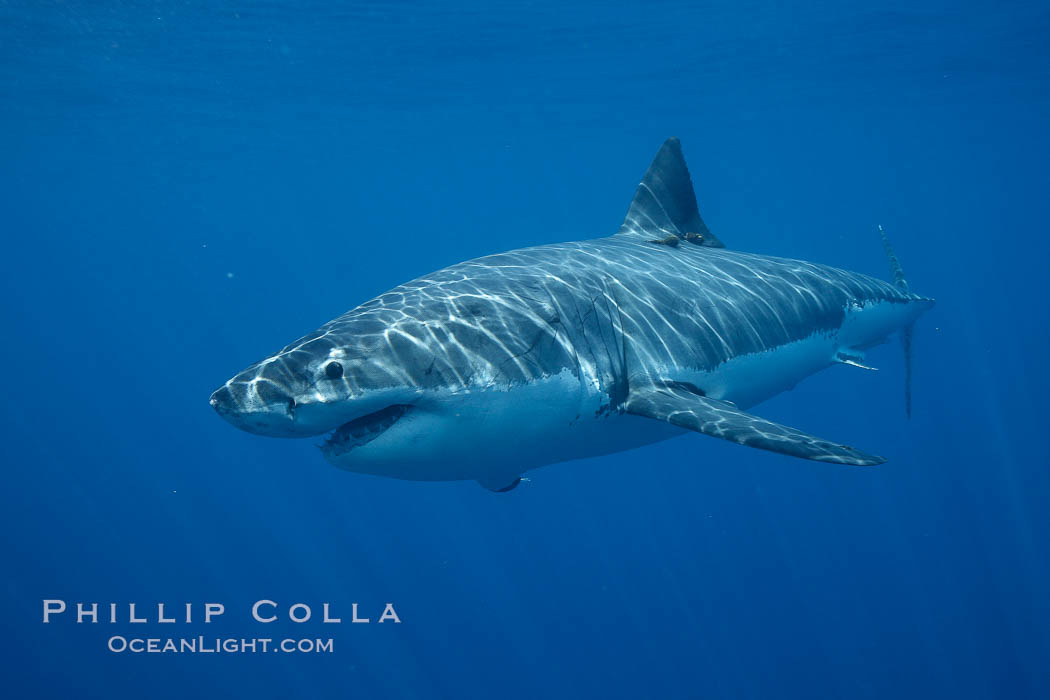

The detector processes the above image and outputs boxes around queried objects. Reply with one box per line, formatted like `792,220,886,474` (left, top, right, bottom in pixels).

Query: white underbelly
329,301,916,485
333,333,839,484
678,331,839,409
663,299,920,409
328,369,682,484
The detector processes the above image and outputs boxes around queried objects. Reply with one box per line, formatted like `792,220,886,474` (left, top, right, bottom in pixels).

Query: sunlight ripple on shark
210,138,934,491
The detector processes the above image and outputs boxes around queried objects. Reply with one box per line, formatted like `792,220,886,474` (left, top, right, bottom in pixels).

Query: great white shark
211,138,934,491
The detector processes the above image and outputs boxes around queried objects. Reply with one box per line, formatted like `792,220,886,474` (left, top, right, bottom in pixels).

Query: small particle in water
226,272,235,279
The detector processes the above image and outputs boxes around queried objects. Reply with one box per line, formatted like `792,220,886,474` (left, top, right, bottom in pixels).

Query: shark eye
324,361,344,380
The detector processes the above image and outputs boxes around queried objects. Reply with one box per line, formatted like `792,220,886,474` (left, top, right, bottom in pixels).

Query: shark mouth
321,404,411,458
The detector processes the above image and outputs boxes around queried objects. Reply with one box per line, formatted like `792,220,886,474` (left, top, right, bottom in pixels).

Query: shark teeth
321,405,410,457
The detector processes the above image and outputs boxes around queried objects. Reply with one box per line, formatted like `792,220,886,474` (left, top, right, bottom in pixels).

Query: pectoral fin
624,382,885,466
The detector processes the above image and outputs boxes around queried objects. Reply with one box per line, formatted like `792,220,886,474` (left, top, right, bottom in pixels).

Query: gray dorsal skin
211,138,935,490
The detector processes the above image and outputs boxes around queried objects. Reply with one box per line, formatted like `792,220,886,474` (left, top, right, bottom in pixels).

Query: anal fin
624,382,885,466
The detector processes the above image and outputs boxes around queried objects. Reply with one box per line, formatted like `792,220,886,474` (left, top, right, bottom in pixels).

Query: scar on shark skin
648,231,705,247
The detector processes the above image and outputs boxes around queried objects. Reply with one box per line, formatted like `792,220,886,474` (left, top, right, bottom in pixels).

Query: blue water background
2,1,1049,698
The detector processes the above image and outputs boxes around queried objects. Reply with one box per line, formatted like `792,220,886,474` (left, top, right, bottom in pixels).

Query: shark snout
209,381,302,437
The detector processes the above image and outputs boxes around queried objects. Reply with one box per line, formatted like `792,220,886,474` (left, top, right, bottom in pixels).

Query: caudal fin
878,225,913,418
900,324,913,418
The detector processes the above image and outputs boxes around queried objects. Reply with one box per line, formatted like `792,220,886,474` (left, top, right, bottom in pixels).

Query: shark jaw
319,404,412,459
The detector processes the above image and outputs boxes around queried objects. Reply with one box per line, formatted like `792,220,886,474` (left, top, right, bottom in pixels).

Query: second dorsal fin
616,138,724,248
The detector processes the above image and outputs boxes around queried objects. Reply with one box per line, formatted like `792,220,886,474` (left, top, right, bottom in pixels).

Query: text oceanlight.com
107,636,334,654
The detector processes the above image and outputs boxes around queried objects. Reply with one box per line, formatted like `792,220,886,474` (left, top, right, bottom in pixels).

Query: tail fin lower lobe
879,225,913,418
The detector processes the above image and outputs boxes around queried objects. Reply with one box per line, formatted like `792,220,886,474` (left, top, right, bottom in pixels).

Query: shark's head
210,286,587,486
209,321,422,444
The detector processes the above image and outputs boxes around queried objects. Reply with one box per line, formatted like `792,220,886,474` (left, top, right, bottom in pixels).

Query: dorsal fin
616,138,724,247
